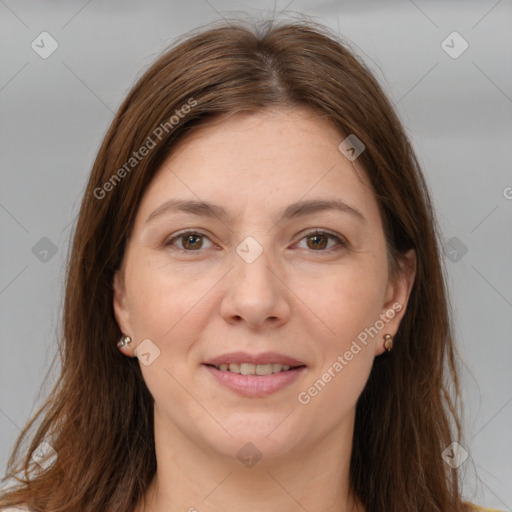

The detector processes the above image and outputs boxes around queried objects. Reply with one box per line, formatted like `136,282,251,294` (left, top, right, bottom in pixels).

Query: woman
0,17,502,512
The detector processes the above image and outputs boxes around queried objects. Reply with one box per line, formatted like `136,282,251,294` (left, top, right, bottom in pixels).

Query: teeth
256,364,272,375
215,363,294,374
229,362,240,373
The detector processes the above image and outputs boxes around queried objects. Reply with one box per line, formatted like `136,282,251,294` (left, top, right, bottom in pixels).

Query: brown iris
306,233,328,250
182,233,203,250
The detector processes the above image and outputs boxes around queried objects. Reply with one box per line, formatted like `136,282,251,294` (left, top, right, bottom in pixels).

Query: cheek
296,265,383,420
124,251,218,347
300,257,387,342
124,253,186,339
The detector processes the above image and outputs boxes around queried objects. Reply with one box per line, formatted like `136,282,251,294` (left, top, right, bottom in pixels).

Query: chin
201,422,305,465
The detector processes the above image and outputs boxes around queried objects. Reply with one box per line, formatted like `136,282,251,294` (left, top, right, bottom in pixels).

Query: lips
202,351,307,397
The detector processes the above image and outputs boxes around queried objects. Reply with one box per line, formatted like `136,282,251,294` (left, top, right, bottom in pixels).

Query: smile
207,362,304,375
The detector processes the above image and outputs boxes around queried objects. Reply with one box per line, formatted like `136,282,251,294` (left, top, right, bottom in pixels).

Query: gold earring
383,334,393,352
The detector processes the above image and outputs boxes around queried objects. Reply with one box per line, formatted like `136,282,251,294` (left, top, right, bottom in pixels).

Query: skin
113,107,416,512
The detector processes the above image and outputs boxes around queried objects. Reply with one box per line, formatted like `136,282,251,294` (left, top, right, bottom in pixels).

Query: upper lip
203,351,306,367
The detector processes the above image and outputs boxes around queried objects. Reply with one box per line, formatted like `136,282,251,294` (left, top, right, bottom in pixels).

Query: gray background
1,0,511,509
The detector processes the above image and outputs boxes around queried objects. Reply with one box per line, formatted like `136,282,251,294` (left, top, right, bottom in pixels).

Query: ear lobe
113,269,131,335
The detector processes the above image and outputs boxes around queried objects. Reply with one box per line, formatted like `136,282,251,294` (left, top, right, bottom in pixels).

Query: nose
220,241,291,330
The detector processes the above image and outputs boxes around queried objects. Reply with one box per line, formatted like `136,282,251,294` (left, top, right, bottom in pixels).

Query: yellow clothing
465,503,505,512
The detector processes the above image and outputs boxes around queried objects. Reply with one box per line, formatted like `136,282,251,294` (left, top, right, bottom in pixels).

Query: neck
136,407,364,512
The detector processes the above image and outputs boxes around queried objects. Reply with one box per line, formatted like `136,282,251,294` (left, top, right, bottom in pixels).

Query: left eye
164,230,345,252
295,231,345,251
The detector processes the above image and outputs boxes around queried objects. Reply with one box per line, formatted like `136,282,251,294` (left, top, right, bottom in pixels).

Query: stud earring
383,334,393,352
117,334,132,348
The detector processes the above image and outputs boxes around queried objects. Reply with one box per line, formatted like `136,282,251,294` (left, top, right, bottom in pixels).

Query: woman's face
113,107,415,462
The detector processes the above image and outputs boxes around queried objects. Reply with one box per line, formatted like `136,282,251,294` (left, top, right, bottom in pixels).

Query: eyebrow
145,198,366,225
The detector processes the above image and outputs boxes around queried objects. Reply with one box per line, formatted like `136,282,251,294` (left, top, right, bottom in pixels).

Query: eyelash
163,229,347,254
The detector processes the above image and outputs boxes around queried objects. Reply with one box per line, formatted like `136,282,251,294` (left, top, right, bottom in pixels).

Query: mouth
201,352,307,397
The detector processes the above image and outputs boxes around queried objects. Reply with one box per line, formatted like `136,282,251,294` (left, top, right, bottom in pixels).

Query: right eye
164,230,214,252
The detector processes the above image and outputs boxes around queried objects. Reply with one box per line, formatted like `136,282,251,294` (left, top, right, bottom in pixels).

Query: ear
113,267,133,339
375,248,416,355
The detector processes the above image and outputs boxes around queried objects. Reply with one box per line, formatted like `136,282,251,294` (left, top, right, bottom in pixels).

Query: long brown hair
1,16,474,512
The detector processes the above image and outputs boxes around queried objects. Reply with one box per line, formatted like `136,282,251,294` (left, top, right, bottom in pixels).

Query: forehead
135,107,379,226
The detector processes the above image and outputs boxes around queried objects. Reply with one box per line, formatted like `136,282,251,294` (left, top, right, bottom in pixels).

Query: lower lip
203,365,306,397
